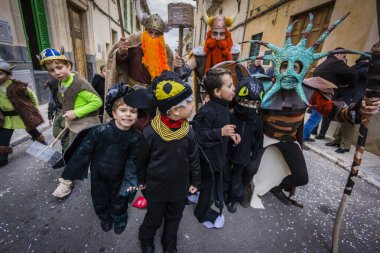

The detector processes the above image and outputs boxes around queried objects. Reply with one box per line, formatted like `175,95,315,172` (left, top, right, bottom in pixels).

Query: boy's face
101,67,107,77
0,70,10,84
45,61,71,81
214,74,235,101
112,103,138,130
174,101,194,119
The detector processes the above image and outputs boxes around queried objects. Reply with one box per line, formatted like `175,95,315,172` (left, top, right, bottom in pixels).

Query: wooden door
291,3,334,76
68,4,87,78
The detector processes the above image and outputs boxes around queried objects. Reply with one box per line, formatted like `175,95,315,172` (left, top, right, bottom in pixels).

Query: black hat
105,82,135,118
235,65,262,102
152,70,192,114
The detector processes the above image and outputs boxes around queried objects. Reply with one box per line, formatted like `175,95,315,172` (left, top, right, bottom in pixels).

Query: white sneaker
52,178,73,198
214,214,225,228
187,192,200,204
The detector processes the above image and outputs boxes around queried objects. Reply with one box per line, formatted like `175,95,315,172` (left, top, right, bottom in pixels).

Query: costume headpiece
152,70,192,114
38,48,68,65
0,58,15,74
238,13,371,106
136,0,169,34
202,5,237,29
105,82,135,118
235,66,262,102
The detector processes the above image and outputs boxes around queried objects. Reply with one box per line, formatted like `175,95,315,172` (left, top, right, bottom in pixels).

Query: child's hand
127,186,138,192
230,133,241,145
221,124,236,137
189,185,198,194
63,110,77,120
202,95,210,104
139,184,146,190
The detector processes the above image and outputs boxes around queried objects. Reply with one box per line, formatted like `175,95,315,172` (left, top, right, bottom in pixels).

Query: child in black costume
136,71,201,253
58,83,140,234
193,68,241,229
224,73,263,213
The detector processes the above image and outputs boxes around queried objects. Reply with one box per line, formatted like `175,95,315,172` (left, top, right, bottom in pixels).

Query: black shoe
227,201,237,213
315,134,325,139
100,220,113,232
325,141,339,147
240,184,253,208
335,148,350,154
304,137,315,142
270,186,292,206
214,200,223,209
114,220,127,234
142,245,155,253
0,160,8,168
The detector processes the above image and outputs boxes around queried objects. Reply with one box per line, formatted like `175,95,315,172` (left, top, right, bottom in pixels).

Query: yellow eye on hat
155,80,185,101
238,86,249,97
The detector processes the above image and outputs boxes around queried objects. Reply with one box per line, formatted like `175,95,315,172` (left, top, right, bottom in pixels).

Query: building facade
0,0,143,104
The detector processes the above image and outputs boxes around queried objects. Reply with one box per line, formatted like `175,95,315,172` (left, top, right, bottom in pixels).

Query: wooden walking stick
116,0,125,37
331,41,380,253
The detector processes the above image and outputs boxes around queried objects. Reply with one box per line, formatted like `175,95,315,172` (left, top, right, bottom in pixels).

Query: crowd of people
1,2,380,253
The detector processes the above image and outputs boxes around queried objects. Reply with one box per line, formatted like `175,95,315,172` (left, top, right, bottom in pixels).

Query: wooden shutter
31,0,50,51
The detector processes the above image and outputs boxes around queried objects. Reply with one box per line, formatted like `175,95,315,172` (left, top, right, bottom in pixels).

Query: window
249,33,263,57
112,30,118,45
262,50,272,65
291,2,334,52
19,0,51,69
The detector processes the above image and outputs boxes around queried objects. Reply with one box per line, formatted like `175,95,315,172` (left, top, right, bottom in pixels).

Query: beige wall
240,0,378,66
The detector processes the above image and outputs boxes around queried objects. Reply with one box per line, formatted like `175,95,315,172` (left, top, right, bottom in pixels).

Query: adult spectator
313,47,358,140
91,65,106,122
249,59,265,75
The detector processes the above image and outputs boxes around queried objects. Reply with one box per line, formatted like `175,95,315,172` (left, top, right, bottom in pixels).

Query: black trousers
139,199,186,250
90,172,128,223
275,142,309,190
224,163,245,203
318,116,331,137
0,127,41,163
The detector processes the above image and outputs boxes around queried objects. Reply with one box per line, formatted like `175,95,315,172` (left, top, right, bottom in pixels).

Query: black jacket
194,98,230,172
351,61,369,103
137,124,201,202
91,74,105,101
313,55,358,102
228,105,263,166
61,120,141,197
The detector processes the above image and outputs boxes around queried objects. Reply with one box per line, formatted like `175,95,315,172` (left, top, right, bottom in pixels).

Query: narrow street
0,129,379,253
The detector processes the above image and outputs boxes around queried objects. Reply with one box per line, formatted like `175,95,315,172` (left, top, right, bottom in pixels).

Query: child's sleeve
118,133,141,197
136,134,151,186
195,110,222,145
61,126,102,181
74,90,102,118
188,130,201,188
26,87,39,108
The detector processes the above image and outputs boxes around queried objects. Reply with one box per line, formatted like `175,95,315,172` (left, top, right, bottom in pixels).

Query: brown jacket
7,80,44,129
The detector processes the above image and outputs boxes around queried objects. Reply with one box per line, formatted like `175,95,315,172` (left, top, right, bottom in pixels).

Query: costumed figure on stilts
173,5,239,107
237,13,375,208
105,0,174,128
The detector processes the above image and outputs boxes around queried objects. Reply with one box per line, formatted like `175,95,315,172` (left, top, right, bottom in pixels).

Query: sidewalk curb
10,124,52,147
304,143,380,190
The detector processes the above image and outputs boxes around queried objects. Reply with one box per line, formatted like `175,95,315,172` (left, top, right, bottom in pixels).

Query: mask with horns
136,0,169,34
